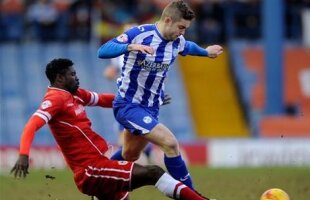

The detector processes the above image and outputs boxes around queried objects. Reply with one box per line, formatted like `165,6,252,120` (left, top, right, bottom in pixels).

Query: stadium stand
231,42,310,137
178,52,249,137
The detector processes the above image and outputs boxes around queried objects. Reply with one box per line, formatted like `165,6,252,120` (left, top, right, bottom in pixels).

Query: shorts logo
143,116,152,124
116,34,128,43
41,100,52,109
118,161,128,165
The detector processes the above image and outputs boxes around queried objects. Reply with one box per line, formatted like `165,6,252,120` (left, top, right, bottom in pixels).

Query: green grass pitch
1,166,309,200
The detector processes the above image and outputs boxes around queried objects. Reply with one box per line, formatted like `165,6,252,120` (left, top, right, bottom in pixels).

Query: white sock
155,173,186,199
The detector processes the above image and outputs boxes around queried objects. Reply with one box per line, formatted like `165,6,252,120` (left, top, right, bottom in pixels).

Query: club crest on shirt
116,34,128,43
75,104,85,115
143,116,152,124
118,161,128,165
41,100,52,109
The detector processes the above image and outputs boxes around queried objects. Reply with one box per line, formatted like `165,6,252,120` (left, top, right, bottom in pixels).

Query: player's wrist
19,154,29,158
127,44,134,52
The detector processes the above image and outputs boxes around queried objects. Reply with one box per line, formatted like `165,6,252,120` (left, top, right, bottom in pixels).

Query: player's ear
164,16,172,24
55,73,65,83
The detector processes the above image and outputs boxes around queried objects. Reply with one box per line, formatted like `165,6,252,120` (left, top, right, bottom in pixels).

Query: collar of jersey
48,86,71,94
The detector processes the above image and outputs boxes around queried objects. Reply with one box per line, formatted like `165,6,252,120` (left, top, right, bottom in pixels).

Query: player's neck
156,21,168,41
51,83,67,92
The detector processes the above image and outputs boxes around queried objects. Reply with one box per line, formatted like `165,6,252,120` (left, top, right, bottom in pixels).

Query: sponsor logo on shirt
41,100,52,109
67,103,74,107
143,116,152,124
137,60,169,72
75,104,85,115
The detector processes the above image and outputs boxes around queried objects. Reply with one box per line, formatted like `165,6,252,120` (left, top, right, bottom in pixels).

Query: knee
151,125,179,156
145,165,165,180
161,137,179,156
131,164,165,188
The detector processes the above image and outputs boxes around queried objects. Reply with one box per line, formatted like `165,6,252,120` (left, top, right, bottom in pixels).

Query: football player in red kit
11,58,210,200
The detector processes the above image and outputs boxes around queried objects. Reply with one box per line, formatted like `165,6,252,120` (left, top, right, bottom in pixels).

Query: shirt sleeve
97,39,129,58
97,26,142,59
76,88,115,108
33,94,64,123
19,94,65,155
180,41,209,57
19,115,46,155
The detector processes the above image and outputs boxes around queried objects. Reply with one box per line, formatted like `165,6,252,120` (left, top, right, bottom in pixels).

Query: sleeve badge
41,100,52,109
116,34,128,43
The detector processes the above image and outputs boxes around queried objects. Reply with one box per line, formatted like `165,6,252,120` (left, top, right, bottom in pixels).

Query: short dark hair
45,58,74,83
161,0,195,22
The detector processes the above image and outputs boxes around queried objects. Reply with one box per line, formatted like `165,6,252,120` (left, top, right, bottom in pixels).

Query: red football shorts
74,159,134,200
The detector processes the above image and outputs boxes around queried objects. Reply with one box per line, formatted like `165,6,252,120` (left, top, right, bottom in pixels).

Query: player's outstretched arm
182,41,223,59
76,88,115,108
10,116,46,178
98,40,128,59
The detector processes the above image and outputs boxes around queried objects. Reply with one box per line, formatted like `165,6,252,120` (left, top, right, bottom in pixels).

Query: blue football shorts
113,97,159,135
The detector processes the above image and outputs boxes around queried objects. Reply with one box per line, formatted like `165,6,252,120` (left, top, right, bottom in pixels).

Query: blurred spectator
0,0,308,44
286,0,310,42
231,1,261,40
69,0,93,41
195,1,224,44
54,0,71,41
95,13,122,45
27,0,59,42
94,1,123,45
0,0,25,42
135,0,158,23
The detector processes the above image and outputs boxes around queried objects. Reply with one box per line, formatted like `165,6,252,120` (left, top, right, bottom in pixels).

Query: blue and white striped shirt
117,24,189,107
98,23,208,108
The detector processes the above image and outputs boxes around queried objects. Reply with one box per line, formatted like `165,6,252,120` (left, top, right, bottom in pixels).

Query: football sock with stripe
155,173,207,200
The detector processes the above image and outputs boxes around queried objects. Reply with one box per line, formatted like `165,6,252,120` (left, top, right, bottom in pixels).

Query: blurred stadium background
0,0,310,200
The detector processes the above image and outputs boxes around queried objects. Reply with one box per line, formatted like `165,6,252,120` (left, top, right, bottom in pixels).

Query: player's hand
128,44,154,55
162,94,172,106
206,45,223,58
103,65,118,81
10,154,29,178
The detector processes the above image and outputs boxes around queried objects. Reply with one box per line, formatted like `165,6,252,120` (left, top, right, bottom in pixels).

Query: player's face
164,18,192,41
63,66,79,93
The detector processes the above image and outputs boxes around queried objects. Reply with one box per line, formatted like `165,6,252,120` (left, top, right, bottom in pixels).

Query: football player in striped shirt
98,0,223,189
103,23,159,164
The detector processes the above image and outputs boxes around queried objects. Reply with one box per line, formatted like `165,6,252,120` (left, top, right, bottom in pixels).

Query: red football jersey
33,87,114,172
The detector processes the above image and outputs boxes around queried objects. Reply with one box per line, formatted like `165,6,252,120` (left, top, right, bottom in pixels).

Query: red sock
175,183,208,200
